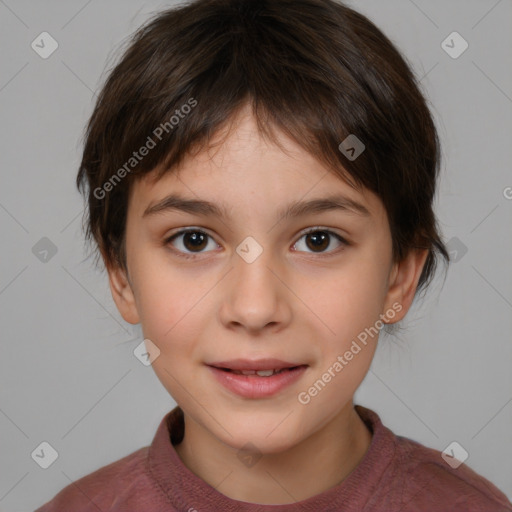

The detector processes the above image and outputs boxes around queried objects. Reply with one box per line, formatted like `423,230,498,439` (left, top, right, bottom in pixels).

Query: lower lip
207,365,308,399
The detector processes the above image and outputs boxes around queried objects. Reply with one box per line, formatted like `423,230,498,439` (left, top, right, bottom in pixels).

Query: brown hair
77,0,449,301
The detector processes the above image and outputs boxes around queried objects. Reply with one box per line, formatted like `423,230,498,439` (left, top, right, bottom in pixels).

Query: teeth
256,370,275,377
232,369,284,376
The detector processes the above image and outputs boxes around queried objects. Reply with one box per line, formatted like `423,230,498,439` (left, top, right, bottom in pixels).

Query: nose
219,242,292,335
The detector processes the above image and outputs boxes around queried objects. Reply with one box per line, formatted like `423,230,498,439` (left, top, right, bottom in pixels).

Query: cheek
131,255,212,354
306,260,388,345
133,266,207,399
301,273,383,409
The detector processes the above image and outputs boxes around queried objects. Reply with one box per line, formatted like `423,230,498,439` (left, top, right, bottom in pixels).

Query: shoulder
378,433,512,512
34,446,158,511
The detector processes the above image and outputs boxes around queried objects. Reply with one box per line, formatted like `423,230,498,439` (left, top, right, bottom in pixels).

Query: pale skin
107,104,428,505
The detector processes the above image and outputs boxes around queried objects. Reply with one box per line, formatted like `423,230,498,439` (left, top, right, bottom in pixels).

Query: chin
218,420,305,455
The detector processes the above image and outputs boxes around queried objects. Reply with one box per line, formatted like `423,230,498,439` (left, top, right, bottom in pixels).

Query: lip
206,362,308,399
207,358,303,371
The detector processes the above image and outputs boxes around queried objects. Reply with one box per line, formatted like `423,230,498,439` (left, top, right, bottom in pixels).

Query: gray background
0,0,511,510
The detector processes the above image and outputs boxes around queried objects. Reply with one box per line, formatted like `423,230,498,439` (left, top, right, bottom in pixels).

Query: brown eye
166,229,218,258
293,229,347,254
182,231,208,251
305,231,330,252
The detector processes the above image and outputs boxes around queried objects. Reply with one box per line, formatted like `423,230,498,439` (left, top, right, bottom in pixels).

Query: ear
106,263,140,325
382,248,429,323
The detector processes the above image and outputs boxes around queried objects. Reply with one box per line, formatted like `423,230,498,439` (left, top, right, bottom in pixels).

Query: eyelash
164,227,349,260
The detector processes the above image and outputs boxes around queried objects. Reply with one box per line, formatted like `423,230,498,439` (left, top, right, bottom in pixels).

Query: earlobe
107,264,140,325
382,248,429,324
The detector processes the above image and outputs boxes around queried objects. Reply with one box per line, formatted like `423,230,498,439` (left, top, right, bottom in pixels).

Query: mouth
207,358,307,372
212,366,305,377
206,359,309,398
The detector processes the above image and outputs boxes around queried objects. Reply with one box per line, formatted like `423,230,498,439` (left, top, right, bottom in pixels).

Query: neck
174,401,373,505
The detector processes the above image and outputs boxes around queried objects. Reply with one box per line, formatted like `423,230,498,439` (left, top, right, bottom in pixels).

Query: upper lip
207,358,306,371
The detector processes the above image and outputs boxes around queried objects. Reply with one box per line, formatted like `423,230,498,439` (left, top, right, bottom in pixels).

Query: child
36,0,512,510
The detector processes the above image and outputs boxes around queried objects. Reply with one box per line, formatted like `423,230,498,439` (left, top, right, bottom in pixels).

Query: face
109,106,426,454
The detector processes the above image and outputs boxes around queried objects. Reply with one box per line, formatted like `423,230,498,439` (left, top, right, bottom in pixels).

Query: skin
107,104,428,505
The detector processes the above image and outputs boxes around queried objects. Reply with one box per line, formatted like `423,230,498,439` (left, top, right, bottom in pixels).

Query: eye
165,227,349,260
292,228,348,255
165,229,219,259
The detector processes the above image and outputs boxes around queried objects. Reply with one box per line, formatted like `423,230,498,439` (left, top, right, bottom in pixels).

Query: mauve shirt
35,405,512,511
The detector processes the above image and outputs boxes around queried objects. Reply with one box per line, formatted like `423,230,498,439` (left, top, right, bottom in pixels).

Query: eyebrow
142,193,371,220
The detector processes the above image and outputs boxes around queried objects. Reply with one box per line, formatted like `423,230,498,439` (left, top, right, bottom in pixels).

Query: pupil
307,231,328,251
184,232,206,251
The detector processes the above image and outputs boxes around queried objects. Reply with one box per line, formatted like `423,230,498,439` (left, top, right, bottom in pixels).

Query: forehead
128,109,385,222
